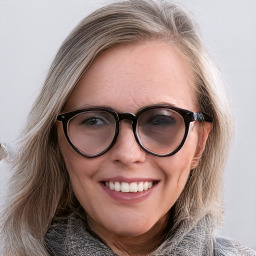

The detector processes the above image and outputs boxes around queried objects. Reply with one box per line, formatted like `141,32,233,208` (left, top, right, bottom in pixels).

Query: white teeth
115,181,121,192
109,181,115,190
138,182,144,192
143,181,149,190
121,182,129,192
104,181,155,193
129,182,138,192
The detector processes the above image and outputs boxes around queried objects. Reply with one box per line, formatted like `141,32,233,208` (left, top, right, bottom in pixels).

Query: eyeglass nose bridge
118,113,136,123
114,112,144,152
116,112,138,137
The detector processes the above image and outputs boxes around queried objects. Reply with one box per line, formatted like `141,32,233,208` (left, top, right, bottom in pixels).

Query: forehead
65,41,196,112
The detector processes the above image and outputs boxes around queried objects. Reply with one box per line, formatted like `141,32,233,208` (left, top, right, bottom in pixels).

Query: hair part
1,1,233,255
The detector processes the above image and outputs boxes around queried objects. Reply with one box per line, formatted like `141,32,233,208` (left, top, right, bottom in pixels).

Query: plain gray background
0,0,255,250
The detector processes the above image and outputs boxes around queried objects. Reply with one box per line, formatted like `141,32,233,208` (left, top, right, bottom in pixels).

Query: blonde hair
1,0,232,255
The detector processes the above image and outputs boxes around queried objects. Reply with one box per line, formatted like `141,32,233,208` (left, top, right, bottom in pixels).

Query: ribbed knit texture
45,212,256,256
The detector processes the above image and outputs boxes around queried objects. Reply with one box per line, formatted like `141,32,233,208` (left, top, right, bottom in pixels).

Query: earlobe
191,122,212,169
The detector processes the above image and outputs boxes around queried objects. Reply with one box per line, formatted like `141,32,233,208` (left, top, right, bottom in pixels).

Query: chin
101,216,158,237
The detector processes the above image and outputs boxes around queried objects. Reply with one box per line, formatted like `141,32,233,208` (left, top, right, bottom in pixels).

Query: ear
191,122,212,169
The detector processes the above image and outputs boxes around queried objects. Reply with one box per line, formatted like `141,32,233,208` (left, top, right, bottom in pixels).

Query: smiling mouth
103,181,158,193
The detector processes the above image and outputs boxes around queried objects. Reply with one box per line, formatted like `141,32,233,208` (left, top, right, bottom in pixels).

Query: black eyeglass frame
57,104,213,158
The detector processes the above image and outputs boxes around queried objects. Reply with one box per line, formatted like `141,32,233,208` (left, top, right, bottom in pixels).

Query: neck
88,213,172,256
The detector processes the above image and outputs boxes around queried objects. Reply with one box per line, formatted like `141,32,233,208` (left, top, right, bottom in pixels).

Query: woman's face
57,41,211,239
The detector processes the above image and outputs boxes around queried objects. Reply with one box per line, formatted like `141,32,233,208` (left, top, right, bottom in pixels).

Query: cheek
57,126,99,185
58,133,103,209
157,133,199,193
159,154,192,187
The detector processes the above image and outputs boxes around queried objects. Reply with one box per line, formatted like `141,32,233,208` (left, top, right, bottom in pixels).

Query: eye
146,115,176,126
80,117,107,126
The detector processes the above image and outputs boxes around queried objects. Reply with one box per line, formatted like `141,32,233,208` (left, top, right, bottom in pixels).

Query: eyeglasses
57,104,213,158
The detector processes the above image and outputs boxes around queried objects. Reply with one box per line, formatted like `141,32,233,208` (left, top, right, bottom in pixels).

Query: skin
57,41,212,255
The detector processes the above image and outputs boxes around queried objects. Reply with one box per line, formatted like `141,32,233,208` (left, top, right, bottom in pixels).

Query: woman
1,0,255,255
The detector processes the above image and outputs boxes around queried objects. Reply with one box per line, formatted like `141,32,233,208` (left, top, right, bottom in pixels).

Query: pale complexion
57,41,212,255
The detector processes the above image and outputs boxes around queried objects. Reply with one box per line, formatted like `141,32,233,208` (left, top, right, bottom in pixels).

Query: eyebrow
65,103,108,112
64,102,178,113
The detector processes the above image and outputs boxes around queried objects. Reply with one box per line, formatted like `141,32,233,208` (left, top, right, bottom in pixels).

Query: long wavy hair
1,0,232,255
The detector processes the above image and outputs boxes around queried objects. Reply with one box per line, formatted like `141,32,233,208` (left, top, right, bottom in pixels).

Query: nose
109,122,146,166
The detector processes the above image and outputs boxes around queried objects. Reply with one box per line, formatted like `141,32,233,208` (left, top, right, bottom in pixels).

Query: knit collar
45,212,215,256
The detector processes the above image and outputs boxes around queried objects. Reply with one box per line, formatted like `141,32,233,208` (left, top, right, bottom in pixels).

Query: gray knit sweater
45,213,256,256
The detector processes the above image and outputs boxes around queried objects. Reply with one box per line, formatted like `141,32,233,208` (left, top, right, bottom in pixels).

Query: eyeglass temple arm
193,112,213,122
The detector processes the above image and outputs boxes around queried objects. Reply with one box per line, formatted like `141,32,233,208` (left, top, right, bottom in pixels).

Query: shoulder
214,237,256,256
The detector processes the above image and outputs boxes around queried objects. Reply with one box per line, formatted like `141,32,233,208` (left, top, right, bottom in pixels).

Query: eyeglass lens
67,108,186,156
68,111,116,155
137,108,185,155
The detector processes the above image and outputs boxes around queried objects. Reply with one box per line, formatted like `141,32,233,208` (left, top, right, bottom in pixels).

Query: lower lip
100,183,158,204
